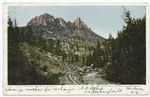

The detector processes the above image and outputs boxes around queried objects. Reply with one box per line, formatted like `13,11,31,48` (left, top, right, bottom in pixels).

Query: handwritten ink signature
80,85,122,94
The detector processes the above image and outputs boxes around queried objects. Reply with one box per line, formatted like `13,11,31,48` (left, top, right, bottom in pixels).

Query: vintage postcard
3,2,149,95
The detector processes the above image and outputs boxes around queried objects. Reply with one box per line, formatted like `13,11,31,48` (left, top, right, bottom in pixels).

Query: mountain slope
24,13,105,46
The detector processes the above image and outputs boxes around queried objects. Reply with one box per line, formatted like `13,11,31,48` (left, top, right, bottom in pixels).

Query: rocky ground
59,63,105,85
22,42,106,85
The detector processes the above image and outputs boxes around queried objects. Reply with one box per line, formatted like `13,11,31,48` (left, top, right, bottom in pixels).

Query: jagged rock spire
27,14,90,31
75,17,81,28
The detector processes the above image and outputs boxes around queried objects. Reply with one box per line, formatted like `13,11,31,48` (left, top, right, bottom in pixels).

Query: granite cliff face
25,13,105,46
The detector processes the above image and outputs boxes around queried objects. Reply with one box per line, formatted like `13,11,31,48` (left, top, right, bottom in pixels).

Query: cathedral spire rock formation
75,17,81,28
27,13,91,31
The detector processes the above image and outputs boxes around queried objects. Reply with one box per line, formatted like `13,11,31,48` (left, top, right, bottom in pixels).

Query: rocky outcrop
59,63,105,85
24,13,106,47
27,13,90,30
80,22,88,29
75,17,81,28
55,18,67,28
27,13,55,26
74,17,88,29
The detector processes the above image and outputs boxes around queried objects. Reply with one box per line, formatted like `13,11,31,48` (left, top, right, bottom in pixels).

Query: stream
82,72,120,85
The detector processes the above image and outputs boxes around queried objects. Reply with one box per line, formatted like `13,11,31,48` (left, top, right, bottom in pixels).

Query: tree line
85,11,146,84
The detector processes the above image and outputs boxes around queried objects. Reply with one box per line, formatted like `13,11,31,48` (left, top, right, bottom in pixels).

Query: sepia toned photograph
3,2,149,95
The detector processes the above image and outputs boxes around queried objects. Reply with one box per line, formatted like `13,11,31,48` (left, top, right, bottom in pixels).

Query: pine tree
71,56,74,64
26,27,33,42
43,38,47,51
62,50,67,62
74,54,79,62
82,54,85,64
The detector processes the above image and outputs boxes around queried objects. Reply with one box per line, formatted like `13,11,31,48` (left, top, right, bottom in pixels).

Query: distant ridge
25,13,106,46
27,13,91,31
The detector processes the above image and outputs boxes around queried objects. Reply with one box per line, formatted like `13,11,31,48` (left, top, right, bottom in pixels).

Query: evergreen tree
82,54,85,64
55,40,61,55
103,10,146,84
74,54,79,62
37,33,43,46
43,38,47,51
26,27,33,42
62,50,67,62
71,56,74,64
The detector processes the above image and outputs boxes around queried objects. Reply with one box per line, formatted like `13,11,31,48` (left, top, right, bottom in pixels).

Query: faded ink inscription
5,85,144,95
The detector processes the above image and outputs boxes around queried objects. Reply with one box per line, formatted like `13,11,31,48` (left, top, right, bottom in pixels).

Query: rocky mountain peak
75,17,81,28
27,13,55,26
27,14,91,31
43,13,51,16
24,13,105,47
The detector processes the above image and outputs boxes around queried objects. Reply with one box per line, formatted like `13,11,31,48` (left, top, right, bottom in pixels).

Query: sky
8,6,146,39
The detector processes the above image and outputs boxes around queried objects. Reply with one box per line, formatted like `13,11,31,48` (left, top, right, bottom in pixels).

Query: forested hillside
8,18,64,85
85,11,146,84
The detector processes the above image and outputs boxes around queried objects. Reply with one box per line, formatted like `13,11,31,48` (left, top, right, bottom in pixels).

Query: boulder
85,68,91,73
90,64,93,67
77,67,84,72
